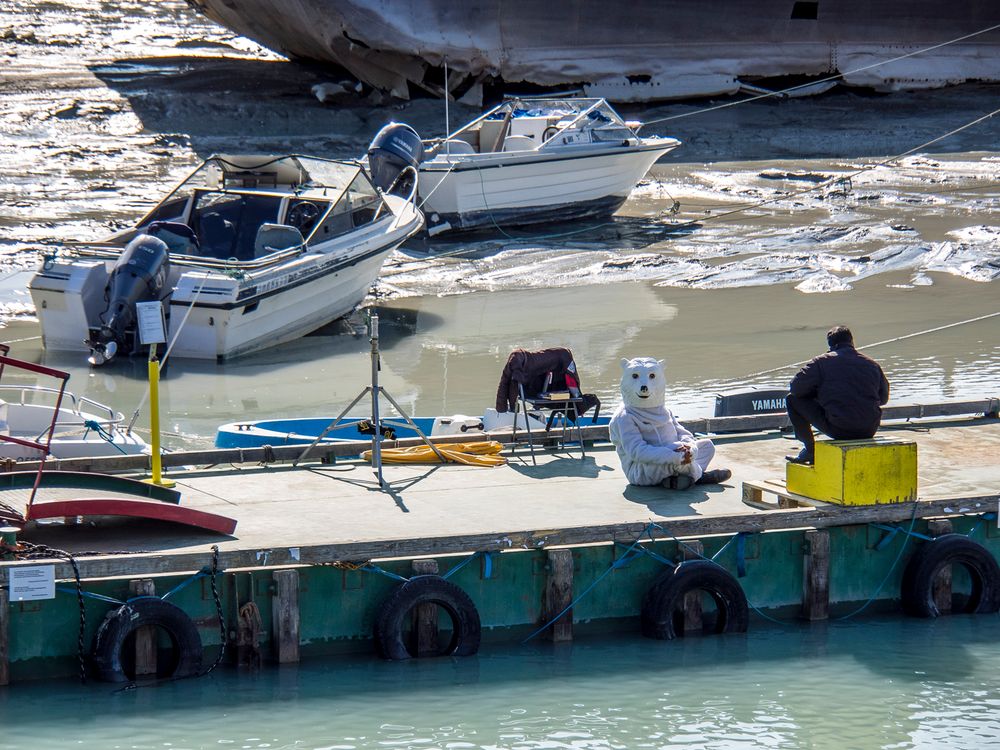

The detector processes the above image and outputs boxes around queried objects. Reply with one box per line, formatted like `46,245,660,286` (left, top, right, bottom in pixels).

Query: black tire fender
641,560,749,640
373,575,481,660
901,533,1000,617
92,597,203,682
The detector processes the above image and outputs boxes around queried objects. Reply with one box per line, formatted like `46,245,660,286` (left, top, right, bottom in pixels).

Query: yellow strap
362,441,507,466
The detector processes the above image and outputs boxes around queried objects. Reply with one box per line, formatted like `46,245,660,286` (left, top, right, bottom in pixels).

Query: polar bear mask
619,357,666,408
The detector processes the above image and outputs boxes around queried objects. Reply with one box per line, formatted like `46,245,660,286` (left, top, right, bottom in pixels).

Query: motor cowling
87,234,171,366
367,122,423,196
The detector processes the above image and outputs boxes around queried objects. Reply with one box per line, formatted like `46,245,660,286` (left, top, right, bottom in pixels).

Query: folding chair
512,384,591,465
495,347,601,465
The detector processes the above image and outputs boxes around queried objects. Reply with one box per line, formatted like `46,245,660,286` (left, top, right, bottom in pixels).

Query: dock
0,409,997,684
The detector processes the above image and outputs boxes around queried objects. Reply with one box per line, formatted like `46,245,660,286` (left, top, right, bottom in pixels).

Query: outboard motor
87,234,171,366
366,122,423,196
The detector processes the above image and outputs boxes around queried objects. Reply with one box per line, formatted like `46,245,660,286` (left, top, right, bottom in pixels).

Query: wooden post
927,519,954,614
542,549,574,642
412,559,439,655
802,529,830,621
0,587,8,686
682,541,704,633
129,579,156,676
272,570,300,664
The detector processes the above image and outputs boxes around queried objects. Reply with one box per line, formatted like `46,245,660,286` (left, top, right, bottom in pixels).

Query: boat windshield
129,155,387,261
436,98,636,156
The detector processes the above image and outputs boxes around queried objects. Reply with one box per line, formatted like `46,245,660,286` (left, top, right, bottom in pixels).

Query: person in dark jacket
785,325,890,464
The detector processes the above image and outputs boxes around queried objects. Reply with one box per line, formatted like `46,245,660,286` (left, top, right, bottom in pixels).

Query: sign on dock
8,565,55,601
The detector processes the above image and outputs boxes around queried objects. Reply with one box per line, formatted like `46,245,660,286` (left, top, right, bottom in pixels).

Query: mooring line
662,102,1000,231
835,503,920,622
720,309,1000,385
637,22,1000,130
386,101,1000,271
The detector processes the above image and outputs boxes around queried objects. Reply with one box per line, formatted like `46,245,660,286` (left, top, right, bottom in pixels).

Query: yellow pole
145,346,175,488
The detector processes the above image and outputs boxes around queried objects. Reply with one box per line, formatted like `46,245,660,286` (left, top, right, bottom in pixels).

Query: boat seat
199,212,236,257
502,135,535,152
253,223,305,258
441,138,476,155
148,221,200,255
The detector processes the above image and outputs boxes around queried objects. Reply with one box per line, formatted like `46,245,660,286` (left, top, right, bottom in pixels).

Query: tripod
293,312,446,489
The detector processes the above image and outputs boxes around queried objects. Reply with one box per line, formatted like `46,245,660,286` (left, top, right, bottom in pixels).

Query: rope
661,103,1000,234
12,542,88,682
127,274,210,433
389,99,1000,274
475,166,617,242
637,22,1000,130
722,309,1000,384
343,550,492,582
416,159,461,209
835,502,920,621
259,444,276,466
361,441,507,466
522,522,673,643
82,419,128,454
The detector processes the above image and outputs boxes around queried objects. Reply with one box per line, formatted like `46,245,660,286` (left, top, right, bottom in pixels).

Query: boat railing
70,242,308,271
538,99,606,149
0,384,124,427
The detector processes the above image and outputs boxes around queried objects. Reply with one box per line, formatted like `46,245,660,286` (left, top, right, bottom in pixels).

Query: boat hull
215,413,611,448
419,143,673,232
166,239,400,360
29,203,424,361
188,0,1000,101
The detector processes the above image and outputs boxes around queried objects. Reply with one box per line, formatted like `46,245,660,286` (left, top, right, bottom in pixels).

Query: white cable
730,310,1000,383
638,22,1000,130
128,276,209,426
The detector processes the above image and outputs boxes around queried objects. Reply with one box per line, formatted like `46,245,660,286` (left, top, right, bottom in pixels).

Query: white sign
135,301,166,345
9,565,55,601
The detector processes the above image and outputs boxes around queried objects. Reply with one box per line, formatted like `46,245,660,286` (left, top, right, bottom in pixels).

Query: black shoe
785,448,814,465
696,468,732,485
662,475,695,490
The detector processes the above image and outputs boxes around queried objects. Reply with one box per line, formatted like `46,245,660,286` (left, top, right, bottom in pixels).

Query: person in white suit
609,357,731,490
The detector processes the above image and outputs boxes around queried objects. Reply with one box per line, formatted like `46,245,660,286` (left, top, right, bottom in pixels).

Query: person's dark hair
827,325,854,348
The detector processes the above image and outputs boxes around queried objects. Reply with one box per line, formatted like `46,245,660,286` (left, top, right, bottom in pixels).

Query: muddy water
0,1,998,450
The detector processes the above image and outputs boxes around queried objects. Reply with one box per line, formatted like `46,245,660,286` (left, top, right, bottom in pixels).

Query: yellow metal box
785,438,918,505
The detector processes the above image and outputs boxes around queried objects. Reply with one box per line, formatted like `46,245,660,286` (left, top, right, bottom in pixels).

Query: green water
1,615,998,749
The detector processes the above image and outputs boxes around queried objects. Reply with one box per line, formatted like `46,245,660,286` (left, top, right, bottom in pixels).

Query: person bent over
609,357,731,490
786,325,890,465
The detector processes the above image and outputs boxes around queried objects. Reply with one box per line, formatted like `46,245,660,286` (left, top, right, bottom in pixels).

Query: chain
70,555,86,683
201,545,227,676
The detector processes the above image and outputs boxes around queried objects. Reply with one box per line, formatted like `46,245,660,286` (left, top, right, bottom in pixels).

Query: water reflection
1,616,998,749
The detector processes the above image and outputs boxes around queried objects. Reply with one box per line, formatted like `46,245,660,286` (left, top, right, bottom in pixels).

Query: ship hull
187,0,1000,101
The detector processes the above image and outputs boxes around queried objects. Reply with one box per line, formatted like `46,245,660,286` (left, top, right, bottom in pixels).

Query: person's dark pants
786,393,877,455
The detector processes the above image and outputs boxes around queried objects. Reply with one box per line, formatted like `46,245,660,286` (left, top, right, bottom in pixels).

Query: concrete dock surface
16,417,999,574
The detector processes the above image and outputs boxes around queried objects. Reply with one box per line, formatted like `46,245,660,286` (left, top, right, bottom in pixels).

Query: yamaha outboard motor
366,122,423,196
87,234,171,366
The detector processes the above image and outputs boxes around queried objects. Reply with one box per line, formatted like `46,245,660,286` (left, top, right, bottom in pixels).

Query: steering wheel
287,201,320,230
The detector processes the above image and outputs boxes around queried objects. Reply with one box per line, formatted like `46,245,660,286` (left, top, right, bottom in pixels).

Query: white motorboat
0,347,147,460
367,98,680,234
30,154,424,364
0,385,148,460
